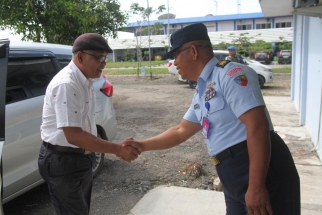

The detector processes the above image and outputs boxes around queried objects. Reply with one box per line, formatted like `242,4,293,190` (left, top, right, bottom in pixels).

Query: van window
55,54,72,69
6,57,56,104
214,53,228,61
58,60,70,69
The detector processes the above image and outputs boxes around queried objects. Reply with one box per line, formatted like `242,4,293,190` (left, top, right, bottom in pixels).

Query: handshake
116,137,143,162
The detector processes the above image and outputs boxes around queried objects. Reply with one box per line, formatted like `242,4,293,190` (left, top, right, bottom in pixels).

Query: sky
1,0,262,41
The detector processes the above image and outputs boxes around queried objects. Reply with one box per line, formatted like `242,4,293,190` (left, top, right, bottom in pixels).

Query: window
237,24,252,30
213,53,229,61
6,58,56,104
276,22,291,28
137,29,165,36
256,23,271,29
151,29,165,35
56,54,72,68
136,31,148,36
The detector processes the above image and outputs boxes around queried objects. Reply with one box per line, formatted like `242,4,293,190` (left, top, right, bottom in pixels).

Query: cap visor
107,45,113,53
162,50,174,60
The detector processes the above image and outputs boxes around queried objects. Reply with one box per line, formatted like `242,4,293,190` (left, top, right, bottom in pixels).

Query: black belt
210,140,247,166
42,141,86,154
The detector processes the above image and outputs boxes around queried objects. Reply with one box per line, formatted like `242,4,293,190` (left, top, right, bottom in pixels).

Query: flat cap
163,23,210,60
72,33,113,53
227,46,236,51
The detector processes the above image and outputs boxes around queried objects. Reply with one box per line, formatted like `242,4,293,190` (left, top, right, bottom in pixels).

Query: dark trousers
216,131,301,215
38,145,96,215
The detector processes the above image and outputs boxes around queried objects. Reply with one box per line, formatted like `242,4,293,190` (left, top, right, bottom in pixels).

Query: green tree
125,49,134,61
0,0,128,44
129,2,165,77
215,42,231,51
249,40,271,58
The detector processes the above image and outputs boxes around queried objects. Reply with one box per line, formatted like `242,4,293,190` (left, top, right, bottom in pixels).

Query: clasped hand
116,137,142,162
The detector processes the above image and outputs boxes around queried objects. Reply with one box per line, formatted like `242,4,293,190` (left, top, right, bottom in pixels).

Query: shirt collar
197,57,218,91
69,61,95,87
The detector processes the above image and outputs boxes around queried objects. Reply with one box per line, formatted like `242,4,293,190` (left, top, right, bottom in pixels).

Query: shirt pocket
207,96,235,129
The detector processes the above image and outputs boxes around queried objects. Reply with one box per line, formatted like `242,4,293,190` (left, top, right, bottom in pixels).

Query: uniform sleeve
51,83,83,129
183,93,200,123
219,64,265,118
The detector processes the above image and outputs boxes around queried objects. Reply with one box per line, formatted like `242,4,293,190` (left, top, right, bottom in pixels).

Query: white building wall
275,16,293,27
275,17,293,23
292,14,322,160
204,22,216,32
291,15,303,111
217,21,234,31
255,18,270,23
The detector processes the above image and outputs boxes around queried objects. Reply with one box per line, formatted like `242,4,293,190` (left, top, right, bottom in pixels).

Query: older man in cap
124,23,300,215
38,33,141,215
225,45,248,65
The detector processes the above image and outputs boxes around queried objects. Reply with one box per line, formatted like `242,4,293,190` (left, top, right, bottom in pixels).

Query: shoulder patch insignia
216,60,230,68
227,67,242,76
234,75,248,86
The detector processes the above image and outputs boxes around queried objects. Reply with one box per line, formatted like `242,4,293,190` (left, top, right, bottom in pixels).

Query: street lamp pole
167,0,170,51
147,0,152,79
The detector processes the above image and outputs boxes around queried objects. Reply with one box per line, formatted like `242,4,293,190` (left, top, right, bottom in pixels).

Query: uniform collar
69,61,95,87
197,57,218,91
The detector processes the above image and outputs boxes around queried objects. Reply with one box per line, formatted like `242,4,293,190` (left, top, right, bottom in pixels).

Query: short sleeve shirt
41,61,97,148
184,57,273,156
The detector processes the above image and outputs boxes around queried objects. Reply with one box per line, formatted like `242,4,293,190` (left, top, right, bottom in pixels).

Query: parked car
254,51,272,65
278,50,292,64
167,60,196,88
0,39,9,213
168,50,273,89
242,57,273,88
2,41,117,204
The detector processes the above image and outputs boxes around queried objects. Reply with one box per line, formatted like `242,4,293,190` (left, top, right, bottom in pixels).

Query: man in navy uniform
124,23,300,215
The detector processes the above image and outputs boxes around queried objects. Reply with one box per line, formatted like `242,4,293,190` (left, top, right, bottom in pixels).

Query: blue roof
126,12,291,28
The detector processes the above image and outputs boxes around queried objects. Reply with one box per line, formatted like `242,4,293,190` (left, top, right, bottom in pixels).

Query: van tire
188,80,197,89
93,134,105,178
258,75,265,89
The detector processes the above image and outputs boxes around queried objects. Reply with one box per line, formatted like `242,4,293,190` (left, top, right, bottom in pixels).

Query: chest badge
206,82,215,89
205,87,216,101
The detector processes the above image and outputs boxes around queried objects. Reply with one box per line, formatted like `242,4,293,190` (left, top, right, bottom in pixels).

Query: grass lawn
103,68,169,75
105,60,166,68
272,67,291,73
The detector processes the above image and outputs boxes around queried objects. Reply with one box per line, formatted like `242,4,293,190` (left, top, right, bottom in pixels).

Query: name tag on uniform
201,116,210,139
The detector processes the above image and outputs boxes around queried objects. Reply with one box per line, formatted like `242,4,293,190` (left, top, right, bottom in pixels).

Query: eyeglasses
81,51,108,63
173,45,202,59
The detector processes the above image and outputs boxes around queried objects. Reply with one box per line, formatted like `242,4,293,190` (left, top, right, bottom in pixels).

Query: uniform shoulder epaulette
216,60,231,68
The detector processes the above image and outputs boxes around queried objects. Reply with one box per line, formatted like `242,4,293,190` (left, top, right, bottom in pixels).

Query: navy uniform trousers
216,131,301,215
38,144,96,215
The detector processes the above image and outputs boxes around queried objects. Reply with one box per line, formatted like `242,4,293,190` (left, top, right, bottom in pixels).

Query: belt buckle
210,156,220,166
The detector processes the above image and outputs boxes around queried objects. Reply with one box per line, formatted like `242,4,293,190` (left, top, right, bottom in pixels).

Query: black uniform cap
162,23,210,60
72,33,113,53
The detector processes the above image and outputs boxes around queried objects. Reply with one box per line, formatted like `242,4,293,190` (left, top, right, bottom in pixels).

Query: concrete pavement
128,96,322,215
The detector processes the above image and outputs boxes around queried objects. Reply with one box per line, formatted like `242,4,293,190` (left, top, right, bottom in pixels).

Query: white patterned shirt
41,61,97,148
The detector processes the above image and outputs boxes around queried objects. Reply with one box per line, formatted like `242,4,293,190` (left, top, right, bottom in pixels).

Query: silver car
3,42,117,203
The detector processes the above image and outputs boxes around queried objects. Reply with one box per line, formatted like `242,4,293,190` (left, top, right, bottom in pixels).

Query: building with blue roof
108,12,293,62
125,12,292,35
